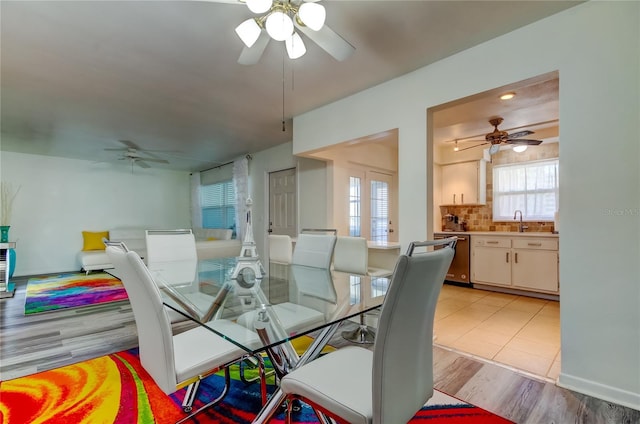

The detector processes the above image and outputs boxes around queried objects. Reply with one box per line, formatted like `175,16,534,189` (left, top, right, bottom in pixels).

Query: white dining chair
106,242,264,420
269,234,293,265
333,236,392,344
291,229,337,269
144,229,220,319
145,229,198,282
272,238,456,424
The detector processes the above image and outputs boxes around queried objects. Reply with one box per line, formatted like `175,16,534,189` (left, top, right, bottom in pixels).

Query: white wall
292,1,640,410
1,151,190,275
249,141,329,261
308,142,399,237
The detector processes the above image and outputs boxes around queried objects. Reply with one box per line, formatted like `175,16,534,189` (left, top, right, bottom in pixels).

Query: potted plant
1,182,19,279
1,182,20,242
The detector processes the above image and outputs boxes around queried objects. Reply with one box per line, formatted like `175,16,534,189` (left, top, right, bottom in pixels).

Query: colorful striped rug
24,272,127,315
0,348,513,423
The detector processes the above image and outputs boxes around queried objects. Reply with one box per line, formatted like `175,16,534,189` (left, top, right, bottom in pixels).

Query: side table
0,242,16,299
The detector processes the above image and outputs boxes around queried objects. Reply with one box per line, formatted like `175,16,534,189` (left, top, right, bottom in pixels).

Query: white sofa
78,227,241,273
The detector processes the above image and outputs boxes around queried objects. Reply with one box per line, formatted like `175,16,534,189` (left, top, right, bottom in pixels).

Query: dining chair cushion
236,302,326,336
280,346,373,424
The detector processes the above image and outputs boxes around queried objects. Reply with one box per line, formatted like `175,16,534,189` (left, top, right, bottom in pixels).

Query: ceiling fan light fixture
246,0,273,14
453,140,459,152
285,32,306,59
298,2,326,31
235,18,262,48
512,145,528,153
266,10,294,41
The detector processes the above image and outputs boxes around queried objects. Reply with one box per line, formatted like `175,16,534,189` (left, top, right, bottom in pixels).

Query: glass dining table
148,256,391,423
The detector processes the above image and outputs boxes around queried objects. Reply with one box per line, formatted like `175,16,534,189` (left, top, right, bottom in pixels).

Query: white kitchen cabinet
471,235,559,294
441,160,486,205
512,238,559,292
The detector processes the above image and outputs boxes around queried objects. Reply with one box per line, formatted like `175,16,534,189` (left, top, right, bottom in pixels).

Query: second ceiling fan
459,117,543,155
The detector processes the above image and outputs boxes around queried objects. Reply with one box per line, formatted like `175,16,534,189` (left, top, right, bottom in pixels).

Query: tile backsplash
440,143,558,233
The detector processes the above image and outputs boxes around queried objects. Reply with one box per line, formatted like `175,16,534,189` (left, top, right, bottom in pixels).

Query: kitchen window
493,158,559,221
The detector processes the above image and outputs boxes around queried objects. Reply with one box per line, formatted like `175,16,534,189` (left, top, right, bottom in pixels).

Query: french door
349,170,396,242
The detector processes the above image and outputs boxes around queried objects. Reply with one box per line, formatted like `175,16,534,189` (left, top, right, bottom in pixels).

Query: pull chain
282,48,286,132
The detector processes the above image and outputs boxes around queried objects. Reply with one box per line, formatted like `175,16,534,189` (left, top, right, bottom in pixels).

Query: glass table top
149,257,390,354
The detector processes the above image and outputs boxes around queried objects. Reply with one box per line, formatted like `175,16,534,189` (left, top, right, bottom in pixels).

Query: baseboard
558,372,640,411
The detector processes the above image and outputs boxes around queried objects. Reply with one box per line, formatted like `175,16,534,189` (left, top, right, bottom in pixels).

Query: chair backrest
106,242,177,394
333,236,368,275
146,229,198,285
292,233,337,269
269,234,293,264
146,229,197,263
372,239,455,424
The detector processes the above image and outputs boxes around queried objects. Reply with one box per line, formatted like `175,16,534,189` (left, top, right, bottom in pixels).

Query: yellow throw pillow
82,231,109,251
207,237,218,241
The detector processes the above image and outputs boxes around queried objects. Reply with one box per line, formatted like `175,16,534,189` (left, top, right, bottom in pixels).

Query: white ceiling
1,1,578,171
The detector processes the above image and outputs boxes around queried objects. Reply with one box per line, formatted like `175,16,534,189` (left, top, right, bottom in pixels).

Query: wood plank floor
1,275,638,423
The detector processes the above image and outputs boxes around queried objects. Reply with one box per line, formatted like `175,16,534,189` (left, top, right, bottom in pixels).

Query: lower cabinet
471,235,559,294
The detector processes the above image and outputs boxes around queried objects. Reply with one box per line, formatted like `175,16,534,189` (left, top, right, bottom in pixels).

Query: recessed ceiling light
500,92,516,100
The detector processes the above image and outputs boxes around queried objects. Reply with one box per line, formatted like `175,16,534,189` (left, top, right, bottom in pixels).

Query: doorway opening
427,71,561,381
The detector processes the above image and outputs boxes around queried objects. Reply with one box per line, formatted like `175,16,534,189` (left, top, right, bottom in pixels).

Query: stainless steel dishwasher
434,232,471,286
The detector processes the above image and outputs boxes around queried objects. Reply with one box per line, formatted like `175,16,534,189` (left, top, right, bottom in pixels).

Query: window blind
493,158,559,221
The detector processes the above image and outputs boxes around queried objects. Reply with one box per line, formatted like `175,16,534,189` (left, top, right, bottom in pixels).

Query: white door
269,168,297,237
369,172,396,242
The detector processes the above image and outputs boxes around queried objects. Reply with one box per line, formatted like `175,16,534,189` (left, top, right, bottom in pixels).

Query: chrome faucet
514,210,528,232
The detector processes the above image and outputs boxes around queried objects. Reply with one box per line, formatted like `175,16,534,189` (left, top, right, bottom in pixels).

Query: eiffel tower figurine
231,197,265,288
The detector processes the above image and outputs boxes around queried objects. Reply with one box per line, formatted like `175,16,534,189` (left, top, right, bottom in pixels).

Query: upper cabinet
441,160,486,205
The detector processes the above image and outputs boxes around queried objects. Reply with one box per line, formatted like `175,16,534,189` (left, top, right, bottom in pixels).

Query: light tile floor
433,284,561,381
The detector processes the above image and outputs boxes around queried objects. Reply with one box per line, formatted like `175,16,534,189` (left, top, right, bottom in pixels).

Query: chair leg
181,380,200,413
341,313,376,344
239,354,274,405
176,367,231,424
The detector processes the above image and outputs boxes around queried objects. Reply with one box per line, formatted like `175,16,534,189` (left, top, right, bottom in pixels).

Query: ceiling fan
104,140,170,169
458,117,543,155
231,0,355,65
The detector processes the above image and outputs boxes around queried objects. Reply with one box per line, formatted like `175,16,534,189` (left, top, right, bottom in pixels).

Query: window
370,179,389,242
349,177,361,237
200,180,236,230
493,159,559,221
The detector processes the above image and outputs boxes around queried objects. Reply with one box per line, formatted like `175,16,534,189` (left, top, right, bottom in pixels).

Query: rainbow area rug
0,348,513,424
24,272,127,315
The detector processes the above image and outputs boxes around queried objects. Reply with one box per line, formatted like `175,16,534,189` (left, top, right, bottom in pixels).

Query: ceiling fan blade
508,130,535,139
508,138,543,145
136,160,151,168
104,148,128,151
295,22,355,61
118,139,139,149
138,157,170,164
238,31,270,65
457,142,488,152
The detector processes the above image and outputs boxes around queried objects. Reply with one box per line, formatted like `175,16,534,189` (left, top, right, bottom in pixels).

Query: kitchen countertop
368,241,402,249
435,231,559,238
